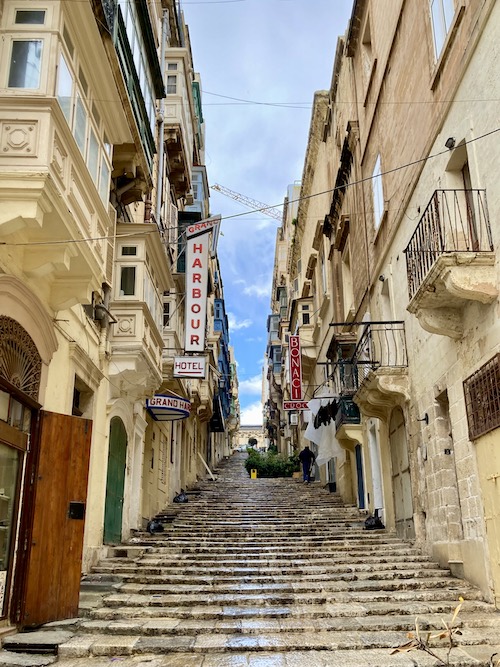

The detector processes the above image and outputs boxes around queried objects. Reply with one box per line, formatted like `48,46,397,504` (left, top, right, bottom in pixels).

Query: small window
121,246,137,256
120,267,136,295
78,68,88,96
15,10,45,24
166,75,177,94
8,40,42,88
163,302,171,327
74,92,87,154
62,26,74,58
372,154,385,229
87,129,99,182
99,158,110,202
167,63,178,70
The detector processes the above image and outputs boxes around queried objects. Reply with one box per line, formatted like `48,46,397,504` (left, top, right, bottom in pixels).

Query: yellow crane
211,183,283,222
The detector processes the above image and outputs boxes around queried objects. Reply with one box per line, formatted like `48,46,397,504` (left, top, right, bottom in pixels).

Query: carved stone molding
0,120,38,156
355,368,410,421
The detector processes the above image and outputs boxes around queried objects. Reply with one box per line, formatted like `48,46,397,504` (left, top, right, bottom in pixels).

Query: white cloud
227,313,252,331
239,375,262,395
240,401,263,426
243,283,271,299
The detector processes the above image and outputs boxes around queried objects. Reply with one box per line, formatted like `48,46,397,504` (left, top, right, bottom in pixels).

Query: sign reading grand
174,356,206,378
289,334,303,400
146,395,191,421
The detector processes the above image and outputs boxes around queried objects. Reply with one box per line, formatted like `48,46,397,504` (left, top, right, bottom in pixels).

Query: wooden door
21,411,92,627
389,407,414,539
103,417,127,545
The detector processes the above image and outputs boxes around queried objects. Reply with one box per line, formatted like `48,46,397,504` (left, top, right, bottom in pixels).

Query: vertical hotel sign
289,334,303,400
185,216,221,353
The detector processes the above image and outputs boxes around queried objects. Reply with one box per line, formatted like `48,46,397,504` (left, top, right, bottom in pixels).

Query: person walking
298,445,316,483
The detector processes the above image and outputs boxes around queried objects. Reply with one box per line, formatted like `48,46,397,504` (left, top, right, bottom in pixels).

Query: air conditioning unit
290,413,298,426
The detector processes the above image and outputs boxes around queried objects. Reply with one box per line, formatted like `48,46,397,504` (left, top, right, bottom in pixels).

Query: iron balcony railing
330,321,408,393
404,189,493,299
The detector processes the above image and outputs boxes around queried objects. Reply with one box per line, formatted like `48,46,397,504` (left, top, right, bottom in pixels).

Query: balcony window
15,10,45,24
8,40,42,88
55,48,112,203
120,267,136,296
167,75,177,94
121,246,137,256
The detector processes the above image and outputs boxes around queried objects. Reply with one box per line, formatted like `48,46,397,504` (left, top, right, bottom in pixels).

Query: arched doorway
103,417,127,544
389,407,414,538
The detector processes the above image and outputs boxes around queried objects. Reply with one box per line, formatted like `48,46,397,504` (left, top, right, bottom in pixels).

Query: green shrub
244,450,300,478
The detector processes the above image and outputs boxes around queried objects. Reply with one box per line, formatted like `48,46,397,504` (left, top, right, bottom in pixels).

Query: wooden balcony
404,190,497,338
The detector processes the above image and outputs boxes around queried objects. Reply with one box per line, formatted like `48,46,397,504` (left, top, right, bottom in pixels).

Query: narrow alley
2,454,500,667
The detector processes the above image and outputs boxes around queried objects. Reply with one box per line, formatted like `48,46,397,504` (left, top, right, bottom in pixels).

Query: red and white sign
283,401,309,411
174,356,206,378
186,215,221,239
289,334,303,400
185,235,209,352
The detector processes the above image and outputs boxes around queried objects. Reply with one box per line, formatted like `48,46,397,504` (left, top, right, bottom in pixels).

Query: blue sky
182,0,354,424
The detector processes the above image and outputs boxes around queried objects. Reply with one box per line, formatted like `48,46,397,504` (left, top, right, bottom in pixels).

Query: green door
103,417,127,544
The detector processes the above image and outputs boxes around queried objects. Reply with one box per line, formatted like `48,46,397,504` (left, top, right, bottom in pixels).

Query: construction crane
211,183,283,222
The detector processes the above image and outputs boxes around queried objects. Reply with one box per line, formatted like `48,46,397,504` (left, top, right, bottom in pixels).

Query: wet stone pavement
2,453,500,666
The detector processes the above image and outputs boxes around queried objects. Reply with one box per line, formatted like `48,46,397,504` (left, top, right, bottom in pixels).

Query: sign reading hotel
289,334,303,400
174,356,207,378
184,216,221,353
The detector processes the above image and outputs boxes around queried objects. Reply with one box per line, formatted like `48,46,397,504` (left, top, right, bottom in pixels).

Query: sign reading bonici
184,216,221,353
289,334,303,400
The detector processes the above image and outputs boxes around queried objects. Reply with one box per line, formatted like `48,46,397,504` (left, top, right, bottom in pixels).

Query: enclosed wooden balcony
404,189,496,338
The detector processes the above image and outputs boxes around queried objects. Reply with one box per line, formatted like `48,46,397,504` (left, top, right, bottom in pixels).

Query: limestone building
0,0,238,629
267,0,500,604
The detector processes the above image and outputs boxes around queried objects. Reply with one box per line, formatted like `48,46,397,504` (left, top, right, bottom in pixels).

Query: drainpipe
155,10,169,230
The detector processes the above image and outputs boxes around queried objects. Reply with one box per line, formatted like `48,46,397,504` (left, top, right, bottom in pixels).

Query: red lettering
193,273,202,283
192,288,201,298
190,335,199,345
191,304,201,314
193,243,203,253
191,319,200,328
193,258,203,268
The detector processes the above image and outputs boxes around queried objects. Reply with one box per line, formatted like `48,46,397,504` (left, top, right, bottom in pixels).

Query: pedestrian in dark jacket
298,445,316,483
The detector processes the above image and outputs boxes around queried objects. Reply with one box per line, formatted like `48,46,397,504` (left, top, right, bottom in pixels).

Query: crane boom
211,183,283,221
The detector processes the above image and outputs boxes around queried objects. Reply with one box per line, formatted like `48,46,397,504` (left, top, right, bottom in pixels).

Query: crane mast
211,183,283,222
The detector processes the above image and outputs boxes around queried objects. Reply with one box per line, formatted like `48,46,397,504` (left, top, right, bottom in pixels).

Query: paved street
2,453,500,666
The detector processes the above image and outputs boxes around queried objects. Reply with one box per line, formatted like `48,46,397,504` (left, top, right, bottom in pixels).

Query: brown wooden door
21,411,92,627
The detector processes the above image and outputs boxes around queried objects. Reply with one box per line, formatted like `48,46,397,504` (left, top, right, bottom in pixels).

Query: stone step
88,600,494,622
53,627,500,658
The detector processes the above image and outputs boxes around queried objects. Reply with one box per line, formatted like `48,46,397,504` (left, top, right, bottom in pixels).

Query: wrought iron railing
404,189,493,299
330,321,407,393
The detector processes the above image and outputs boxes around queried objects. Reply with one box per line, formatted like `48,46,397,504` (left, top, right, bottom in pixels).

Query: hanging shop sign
186,214,221,240
146,395,191,421
289,334,303,400
185,234,209,352
283,400,309,411
174,356,207,378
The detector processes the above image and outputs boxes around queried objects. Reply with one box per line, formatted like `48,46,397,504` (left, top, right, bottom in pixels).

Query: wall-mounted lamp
445,137,456,150
416,413,429,425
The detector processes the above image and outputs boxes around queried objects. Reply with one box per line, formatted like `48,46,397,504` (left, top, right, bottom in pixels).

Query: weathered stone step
89,567,454,586
24,645,494,667
102,579,481,606
72,609,500,637
90,599,494,632
54,627,500,658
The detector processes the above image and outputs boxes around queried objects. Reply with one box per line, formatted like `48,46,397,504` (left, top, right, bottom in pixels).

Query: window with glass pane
99,158,110,203
87,129,99,182
73,93,87,154
372,155,384,229
0,443,21,575
56,53,72,121
15,10,45,24
120,267,136,295
430,0,455,57
8,40,42,88
167,75,177,94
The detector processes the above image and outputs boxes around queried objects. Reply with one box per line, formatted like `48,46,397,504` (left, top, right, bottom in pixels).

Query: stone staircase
2,453,500,666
